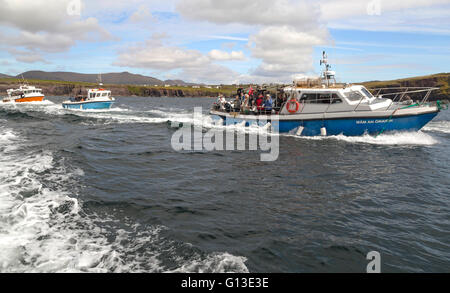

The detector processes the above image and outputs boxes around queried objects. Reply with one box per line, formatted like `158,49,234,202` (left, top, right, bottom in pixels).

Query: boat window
361,87,374,98
102,93,107,97
96,93,101,97
331,94,342,104
318,94,332,104
300,93,317,103
300,93,342,104
345,91,365,102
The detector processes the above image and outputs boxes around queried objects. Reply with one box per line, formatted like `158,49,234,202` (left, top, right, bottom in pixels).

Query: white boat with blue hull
63,87,115,110
210,52,446,136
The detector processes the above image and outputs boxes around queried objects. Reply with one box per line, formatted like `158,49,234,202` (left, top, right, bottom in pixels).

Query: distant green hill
362,73,450,101
17,71,164,86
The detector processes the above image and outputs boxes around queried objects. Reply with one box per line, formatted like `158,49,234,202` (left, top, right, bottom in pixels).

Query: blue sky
0,0,449,84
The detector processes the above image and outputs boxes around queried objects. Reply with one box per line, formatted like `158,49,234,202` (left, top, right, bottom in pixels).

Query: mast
320,51,336,87
97,73,103,87
21,74,27,87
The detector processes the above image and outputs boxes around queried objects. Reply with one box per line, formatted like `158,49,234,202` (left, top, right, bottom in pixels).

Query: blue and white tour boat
210,52,445,136
63,83,115,110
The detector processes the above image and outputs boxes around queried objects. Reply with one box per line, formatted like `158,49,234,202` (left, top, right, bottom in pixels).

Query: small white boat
2,85,45,103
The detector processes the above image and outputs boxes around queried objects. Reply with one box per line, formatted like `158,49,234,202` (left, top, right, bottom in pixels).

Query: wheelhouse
87,89,112,99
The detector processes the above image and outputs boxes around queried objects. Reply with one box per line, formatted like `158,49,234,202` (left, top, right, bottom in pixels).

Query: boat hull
3,96,45,103
211,111,439,136
62,101,114,110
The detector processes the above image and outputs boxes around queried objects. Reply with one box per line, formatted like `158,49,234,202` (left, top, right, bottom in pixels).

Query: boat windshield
361,87,374,98
345,91,366,102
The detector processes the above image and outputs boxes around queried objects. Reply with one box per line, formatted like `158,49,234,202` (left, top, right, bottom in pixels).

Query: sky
0,0,449,84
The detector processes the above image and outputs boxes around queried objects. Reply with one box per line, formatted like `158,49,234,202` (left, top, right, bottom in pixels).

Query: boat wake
0,124,248,273
0,100,55,106
291,130,439,146
423,121,450,134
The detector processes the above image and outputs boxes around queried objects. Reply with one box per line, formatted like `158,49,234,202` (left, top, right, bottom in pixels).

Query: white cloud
177,0,320,29
249,26,328,79
177,0,329,82
8,49,49,64
319,0,450,20
320,0,450,34
115,38,209,70
114,35,240,84
129,5,155,23
208,35,249,42
208,50,245,61
0,0,111,62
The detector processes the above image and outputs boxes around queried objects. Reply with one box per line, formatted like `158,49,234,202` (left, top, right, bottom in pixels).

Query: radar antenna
320,51,336,87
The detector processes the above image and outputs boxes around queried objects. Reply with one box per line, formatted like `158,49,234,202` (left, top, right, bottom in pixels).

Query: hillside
0,77,236,98
18,71,165,86
362,73,450,101
0,73,11,78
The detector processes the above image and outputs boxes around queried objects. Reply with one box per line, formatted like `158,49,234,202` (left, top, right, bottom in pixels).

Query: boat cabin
87,89,112,100
281,85,392,115
7,85,43,97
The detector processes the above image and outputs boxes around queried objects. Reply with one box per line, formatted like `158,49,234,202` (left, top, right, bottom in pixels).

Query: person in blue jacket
264,94,273,114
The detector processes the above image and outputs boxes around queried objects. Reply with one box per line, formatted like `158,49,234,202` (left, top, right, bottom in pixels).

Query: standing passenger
264,94,273,114
234,95,241,112
256,94,264,114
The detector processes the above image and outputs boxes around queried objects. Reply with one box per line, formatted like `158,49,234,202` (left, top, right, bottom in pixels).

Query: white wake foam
0,125,248,273
423,121,450,134
290,131,438,146
0,100,55,106
167,253,249,273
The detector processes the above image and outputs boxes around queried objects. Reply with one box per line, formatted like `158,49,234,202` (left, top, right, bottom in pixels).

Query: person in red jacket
256,94,264,114
248,86,254,97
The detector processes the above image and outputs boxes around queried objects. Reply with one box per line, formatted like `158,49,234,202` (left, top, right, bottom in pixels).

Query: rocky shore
0,82,232,98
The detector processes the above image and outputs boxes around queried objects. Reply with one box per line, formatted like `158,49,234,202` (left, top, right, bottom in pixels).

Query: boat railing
368,87,439,110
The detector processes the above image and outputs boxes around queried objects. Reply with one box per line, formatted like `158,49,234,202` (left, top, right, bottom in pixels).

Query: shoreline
1,73,449,101
0,78,237,99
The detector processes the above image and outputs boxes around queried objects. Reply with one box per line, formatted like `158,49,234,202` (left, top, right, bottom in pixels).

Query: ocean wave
167,253,249,273
0,125,248,273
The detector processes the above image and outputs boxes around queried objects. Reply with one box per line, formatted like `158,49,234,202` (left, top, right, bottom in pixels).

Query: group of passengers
216,86,280,115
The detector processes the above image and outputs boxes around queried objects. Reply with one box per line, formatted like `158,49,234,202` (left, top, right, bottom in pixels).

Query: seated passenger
217,94,227,110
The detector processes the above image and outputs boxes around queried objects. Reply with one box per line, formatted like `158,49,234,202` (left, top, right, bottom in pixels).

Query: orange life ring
287,99,300,113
